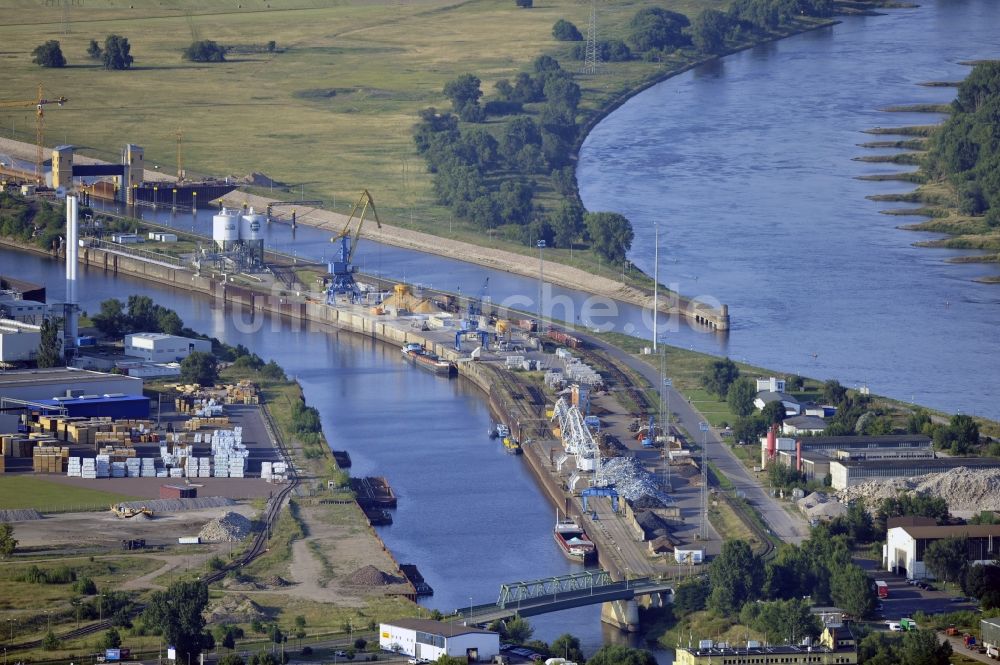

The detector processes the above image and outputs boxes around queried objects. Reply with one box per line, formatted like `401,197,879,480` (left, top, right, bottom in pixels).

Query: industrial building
831,456,1000,490
760,432,932,470
379,619,499,662
34,394,150,419
0,298,48,324
124,333,211,362
884,524,1000,580
674,626,857,665
0,319,60,363
0,368,142,402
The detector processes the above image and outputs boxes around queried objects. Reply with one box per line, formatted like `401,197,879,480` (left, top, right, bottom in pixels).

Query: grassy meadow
0,475,139,512
1,0,747,261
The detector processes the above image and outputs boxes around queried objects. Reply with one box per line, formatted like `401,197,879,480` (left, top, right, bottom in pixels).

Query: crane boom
326,189,382,304
332,189,382,264
0,84,68,184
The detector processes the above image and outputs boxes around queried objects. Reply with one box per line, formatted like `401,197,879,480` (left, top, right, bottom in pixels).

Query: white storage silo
241,207,264,241
212,208,240,250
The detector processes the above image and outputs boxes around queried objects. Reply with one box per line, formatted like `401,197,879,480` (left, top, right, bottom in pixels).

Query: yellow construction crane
0,84,68,184
327,189,382,302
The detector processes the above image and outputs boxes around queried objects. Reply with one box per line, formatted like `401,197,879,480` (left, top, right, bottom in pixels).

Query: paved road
580,334,810,545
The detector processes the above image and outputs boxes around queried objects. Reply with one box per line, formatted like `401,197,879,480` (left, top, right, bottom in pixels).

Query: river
578,0,1000,420
0,247,659,658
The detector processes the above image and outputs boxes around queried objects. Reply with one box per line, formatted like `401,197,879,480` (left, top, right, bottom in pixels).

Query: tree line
415,55,634,263
927,61,1000,225
32,34,133,69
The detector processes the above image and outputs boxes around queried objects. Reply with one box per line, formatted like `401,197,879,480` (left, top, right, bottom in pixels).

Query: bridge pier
600,599,640,633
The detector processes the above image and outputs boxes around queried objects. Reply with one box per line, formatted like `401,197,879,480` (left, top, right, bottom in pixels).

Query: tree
550,201,583,249
87,39,103,59
515,0,533,6
36,317,63,368
93,298,128,338
822,379,847,405
700,357,739,398
963,563,1000,601
142,581,211,664
504,615,533,643
830,563,875,618
103,34,134,70
923,537,968,584
761,399,787,424
102,627,122,649
158,310,184,335
443,74,484,122
180,351,218,386
739,598,821,643
550,634,584,663
899,629,952,665
0,523,17,559
584,212,633,263
586,645,657,665
727,377,756,417
32,40,66,67
672,578,709,614
628,7,690,53
183,40,227,62
552,19,583,41
709,539,763,614
219,655,245,665
691,9,731,54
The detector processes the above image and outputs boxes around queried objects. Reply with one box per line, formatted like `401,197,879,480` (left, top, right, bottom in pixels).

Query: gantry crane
0,84,68,184
327,189,382,304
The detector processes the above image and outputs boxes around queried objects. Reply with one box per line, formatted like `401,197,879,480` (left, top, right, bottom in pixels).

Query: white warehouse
0,319,61,363
380,619,499,662
124,333,211,362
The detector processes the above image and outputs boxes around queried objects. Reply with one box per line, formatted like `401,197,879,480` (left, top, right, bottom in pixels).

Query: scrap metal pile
600,456,674,505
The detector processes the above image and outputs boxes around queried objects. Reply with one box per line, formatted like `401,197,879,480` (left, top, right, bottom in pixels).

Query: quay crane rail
0,84,68,184
327,189,382,304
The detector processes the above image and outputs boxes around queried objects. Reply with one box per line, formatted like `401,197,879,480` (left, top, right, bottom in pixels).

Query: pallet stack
2,435,34,458
32,446,69,474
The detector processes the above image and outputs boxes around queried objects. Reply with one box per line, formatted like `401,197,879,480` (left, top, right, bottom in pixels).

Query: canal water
0,247,656,658
578,0,1000,419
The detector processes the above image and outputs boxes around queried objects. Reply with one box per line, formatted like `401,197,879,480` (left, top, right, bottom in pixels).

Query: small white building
754,390,801,416
756,377,786,393
0,299,48,324
781,415,828,436
0,319,62,363
124,333,211,362
380,619,499,662
885,524,1000,580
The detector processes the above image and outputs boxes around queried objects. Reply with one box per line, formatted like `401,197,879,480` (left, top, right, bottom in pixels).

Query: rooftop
895,524,1000,540
126,332,194,342
385,618,496,638
836,456,1000,470
679,644,841,657
756,391,799,404
783,415,827,429
801,434,931,447
0,367,139,388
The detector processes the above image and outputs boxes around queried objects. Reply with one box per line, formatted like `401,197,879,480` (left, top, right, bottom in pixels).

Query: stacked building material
140,458,157,477
32,446,69,473
81,458,97,479
67,456,82,477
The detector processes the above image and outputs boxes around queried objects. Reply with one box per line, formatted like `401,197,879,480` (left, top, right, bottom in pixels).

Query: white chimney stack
65,194,79,346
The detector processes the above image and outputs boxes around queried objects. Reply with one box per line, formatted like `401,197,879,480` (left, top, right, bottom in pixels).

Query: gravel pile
117,497,235,513
199,512,252,542
205,594,268,624
839,467,1000,511
345,565,401,586
601,457,674,505
0,509,43,522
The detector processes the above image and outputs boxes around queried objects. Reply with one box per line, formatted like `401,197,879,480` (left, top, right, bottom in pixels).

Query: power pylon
583,0,600,75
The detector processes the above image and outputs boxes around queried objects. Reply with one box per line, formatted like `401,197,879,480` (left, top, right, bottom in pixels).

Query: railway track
8,405,299,652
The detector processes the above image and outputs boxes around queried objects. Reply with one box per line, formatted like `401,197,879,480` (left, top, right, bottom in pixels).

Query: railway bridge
453,570,673,632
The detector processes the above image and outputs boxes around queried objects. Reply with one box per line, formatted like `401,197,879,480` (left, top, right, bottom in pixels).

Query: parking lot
861,563,979,620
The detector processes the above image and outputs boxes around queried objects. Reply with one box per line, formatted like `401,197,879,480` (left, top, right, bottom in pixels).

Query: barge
554,512,596,563
402,343,455,377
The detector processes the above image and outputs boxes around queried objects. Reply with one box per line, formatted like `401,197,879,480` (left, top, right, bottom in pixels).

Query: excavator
327,189,382,304
111,503,154,519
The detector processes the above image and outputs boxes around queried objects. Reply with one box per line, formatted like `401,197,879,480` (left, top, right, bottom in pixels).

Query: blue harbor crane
327,190,381,304
455,277,493,350
641,415,656,448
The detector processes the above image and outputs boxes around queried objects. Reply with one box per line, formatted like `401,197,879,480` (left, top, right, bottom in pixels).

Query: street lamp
536,240,546,326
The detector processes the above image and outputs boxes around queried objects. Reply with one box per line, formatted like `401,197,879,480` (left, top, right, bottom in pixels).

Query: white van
887,622,902,632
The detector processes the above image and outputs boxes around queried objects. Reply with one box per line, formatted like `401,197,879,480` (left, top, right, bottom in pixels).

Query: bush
32,40,66,67
87,39,103,59
552,19,582,41
73,577,98,595
515,0,533,6
184,40,227,62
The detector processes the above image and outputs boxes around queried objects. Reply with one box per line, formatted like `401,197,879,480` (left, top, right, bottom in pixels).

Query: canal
0,246,659,658
578,0,1000,419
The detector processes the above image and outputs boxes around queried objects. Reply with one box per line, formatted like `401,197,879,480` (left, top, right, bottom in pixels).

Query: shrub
184,40,227,63
32,40,66,67
552,19,582,41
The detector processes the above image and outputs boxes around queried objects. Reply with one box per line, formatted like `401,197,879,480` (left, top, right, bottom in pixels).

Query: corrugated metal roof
386,618,495,638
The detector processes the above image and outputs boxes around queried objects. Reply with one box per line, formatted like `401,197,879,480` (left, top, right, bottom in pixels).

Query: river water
578,0,1000,420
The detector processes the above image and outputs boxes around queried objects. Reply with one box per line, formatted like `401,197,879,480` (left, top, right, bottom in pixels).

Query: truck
875,580,889,599
963,634,977,649
900,618,918,632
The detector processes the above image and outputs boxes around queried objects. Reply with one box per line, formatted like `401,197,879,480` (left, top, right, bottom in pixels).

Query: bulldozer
111,504,154,519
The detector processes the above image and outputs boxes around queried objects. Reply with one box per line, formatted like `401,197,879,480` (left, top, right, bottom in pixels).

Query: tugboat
401,343,455,377
553,510,596,563
502,435,522,455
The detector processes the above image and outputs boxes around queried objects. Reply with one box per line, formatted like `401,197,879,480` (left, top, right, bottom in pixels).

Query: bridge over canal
453,570,673,632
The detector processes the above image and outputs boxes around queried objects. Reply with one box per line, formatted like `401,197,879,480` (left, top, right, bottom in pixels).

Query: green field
0,475,139,512
0,0,763,264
